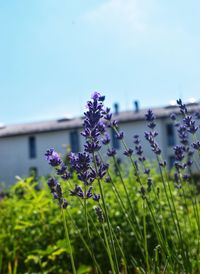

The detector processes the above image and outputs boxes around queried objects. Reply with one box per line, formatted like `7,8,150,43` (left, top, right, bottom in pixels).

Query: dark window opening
169,156,175,169
166,124,175,146
70,131,80,153
111,128,120,149
29,136,36,158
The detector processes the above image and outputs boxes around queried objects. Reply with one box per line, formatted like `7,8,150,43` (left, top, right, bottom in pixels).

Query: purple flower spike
107,148,116,157
45,148,62,167
173,145,185,161
62,198,69,209
95,207,104,223
86,186,93,199
98,163,109,178
170,113,177,121
70,185,84,198
192,141,200,151
144,168,150,175
124,148,133,157
105,176,111,183
47,178,58,189
145,110,156,129
112,120,118,128
93,193,101,202
183,116,198,134
177,99,188,115
47,178,67,208
116,131,124,140
102,133,111,145
91,92,101,100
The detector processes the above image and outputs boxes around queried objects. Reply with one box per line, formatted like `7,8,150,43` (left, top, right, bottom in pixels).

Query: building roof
0,103,200,138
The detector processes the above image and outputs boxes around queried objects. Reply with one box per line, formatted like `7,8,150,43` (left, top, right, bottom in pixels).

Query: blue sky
0,0,200,124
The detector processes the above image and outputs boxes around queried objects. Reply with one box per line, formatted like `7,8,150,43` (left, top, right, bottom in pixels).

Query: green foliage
0,172,199,273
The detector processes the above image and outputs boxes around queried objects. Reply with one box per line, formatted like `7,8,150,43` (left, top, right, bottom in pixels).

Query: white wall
0,129,83,185
3,115,200,185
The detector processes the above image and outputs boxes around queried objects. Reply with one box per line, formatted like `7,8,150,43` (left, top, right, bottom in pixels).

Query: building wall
0,129,83,185
0,118,175,185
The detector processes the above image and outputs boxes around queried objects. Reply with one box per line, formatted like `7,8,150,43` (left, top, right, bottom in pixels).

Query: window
168,156,175,169
111,128,120,149
29,136,36,158
166,124,175,146
70,131,80,152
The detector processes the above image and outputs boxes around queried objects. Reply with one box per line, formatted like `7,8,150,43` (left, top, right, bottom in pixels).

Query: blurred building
0,102,200,185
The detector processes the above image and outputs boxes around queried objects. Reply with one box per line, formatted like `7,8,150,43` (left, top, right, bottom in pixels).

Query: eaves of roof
0,103,199,138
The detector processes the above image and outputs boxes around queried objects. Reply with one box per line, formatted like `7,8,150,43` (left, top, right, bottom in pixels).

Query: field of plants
0,93,200,274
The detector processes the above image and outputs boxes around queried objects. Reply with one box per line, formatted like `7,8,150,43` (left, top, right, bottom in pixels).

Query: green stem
143,199,150,273
112,155,143,239
61,208,76,274
160,164,191,272
101,222,116,274
68,180,106,250
98,151,144,252
98,181,118,274
92,152,119,273
84,188,101,274
67,210,102,274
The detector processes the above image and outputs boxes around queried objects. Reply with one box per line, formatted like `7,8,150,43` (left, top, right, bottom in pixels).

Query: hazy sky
1,0,200,124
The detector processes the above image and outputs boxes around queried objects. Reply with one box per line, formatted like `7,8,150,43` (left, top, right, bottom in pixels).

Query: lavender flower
177,125,188,146
105,176,111,183
68,93,109,203
145,109,156,129
183,174,190,181
140,186,146,198
144,131,161,155
107,148,116,157
45,148,62,167
192,141,200,151
195,111,200,120
183,115,198,134
170,113,177,121
98,163,109,179
174,173,181,189
81,92,105,154
70,185,84,198
84,140,101,153
147,178,153,191
173,145,185,161
86,186,93,198
102,133,111,145
103,107,112,121
144,168,150,175
62,199,69,209
95,206,104,223
116,131,124,140
177,99,188,115
159,161,166,167
47,178,68,208
133,135,146,162
56,164,71,180
123,148,133,157
69,152,90,174
112,120,118,128
91,92,101,100
93,193,101,202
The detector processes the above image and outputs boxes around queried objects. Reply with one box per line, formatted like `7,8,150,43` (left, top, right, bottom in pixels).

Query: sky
1,0,200,124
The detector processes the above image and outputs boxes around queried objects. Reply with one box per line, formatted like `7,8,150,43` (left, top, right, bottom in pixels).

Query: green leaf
25,255,40,264
48,248,67,261
77,265,92,274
